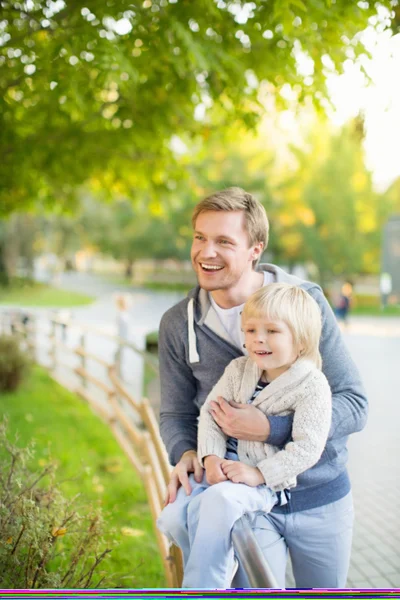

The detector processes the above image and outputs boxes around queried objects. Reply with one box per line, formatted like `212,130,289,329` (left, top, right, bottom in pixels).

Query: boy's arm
197,362,237,465
257,374,332,491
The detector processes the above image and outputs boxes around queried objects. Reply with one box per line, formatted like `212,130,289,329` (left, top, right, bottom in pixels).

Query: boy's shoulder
303,366,332,397
223,355,250,378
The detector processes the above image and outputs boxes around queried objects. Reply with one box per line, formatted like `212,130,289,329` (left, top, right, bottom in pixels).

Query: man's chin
197,279,227,293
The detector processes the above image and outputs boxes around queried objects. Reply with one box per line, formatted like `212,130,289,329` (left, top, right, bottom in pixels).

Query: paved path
285,324,400,588
342,331,400,588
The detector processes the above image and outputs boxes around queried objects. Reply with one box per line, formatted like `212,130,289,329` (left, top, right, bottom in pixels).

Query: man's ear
252,242,264,261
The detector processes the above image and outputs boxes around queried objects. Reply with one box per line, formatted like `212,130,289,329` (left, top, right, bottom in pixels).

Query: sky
326,26,400,192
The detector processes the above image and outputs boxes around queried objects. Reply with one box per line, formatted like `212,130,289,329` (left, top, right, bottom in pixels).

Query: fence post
79,332,87,388
26,314,36,361
232,515,280,589
114,341,123,380
49,319,57,370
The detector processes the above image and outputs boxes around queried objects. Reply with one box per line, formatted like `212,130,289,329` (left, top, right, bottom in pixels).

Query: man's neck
210,271,264,309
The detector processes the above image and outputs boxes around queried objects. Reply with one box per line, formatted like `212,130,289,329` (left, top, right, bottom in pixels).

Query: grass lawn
1,365,165,589
0,281,94,307
351,305,400,316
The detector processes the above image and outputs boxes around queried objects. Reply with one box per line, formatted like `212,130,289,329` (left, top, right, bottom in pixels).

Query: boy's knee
200,482,238,511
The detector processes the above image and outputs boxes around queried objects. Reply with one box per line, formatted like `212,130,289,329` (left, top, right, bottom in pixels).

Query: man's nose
200,241,218,258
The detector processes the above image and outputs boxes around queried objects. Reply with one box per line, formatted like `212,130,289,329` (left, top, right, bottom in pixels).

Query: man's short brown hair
192,187,269,267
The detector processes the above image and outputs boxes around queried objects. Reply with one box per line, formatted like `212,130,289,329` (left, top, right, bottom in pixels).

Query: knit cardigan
197,357,332,492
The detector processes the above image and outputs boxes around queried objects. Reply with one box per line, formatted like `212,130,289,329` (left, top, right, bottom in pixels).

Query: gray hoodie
158,264,368,513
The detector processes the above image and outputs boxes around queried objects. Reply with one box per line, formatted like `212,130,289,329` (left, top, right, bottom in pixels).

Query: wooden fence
0,310,184,588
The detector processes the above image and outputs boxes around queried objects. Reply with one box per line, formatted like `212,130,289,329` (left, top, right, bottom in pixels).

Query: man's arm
197,365,235,465
158,311,199,466
158,310,204,503
310,286,368,438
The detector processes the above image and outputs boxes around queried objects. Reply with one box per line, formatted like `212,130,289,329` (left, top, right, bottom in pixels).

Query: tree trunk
0,241,10,286
125,259,134,279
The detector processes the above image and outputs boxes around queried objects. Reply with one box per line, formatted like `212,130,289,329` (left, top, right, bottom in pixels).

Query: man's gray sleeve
312,286,368,438
158,312,200,466
267,286,368,446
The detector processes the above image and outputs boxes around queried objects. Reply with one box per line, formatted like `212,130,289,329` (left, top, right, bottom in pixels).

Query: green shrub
145,330,159,354
352,294,380,309
0,421,112,589
0,335,30,392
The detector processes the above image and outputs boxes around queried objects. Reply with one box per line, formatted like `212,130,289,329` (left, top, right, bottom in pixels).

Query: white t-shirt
209,271,274,350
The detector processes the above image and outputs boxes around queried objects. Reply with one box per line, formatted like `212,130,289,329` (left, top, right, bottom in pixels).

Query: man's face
191,210,262,292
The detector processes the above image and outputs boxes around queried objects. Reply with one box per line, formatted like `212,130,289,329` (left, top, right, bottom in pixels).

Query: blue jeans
233,491,354,589
158,474,354,589
157,473,278,588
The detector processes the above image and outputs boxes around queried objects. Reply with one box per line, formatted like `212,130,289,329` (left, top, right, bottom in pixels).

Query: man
159,187,367,588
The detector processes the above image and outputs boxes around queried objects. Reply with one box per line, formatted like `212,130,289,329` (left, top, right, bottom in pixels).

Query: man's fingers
178,470,192,496
165,484,176,505
210,401,223,417
229,400,245,409
165,473,180,504
216,396,232,414
193,460,204,483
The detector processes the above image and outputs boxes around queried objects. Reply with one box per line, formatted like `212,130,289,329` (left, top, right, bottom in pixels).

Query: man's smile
199,263,224,272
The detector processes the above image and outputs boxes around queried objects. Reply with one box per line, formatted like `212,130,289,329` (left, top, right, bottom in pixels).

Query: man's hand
221,460,265,487
204,454,228,485
210,396,270,441
165,450,203,506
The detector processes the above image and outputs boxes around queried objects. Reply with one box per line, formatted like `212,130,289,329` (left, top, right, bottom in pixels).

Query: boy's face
243,315,299,381
191,210,262,292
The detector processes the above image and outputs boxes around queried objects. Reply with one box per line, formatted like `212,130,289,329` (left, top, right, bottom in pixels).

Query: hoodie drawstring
187,298,200,364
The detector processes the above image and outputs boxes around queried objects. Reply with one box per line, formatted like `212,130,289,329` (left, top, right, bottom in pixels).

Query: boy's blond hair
192,187,269,268
242,283,323,369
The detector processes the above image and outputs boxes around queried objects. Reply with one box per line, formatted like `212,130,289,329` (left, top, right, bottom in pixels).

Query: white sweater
198,357,332,491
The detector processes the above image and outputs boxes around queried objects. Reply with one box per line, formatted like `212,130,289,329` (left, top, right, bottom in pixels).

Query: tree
1,0,397,215
272,118,391,283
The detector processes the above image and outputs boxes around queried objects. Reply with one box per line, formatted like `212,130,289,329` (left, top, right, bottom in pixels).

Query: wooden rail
0,310,184,588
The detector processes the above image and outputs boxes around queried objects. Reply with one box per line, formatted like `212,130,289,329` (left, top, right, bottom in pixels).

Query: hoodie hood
186,263,318,364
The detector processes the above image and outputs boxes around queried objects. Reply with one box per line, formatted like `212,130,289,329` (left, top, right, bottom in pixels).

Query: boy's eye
194,234,204,241
267,330,277,334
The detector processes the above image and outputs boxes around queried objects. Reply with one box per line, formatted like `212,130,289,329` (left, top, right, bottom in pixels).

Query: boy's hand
221,460,265,487
204,454,228,485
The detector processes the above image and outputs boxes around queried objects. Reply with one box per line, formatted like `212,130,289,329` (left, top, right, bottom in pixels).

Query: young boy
157,283,332,589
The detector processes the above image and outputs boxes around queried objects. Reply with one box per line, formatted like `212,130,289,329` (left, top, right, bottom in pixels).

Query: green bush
352,293,380,308
0,335,30,392
0,421,112,589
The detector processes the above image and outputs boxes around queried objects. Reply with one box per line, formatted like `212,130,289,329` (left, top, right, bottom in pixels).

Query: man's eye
267,330,277,334
246,329,255,333
194,235,204,241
